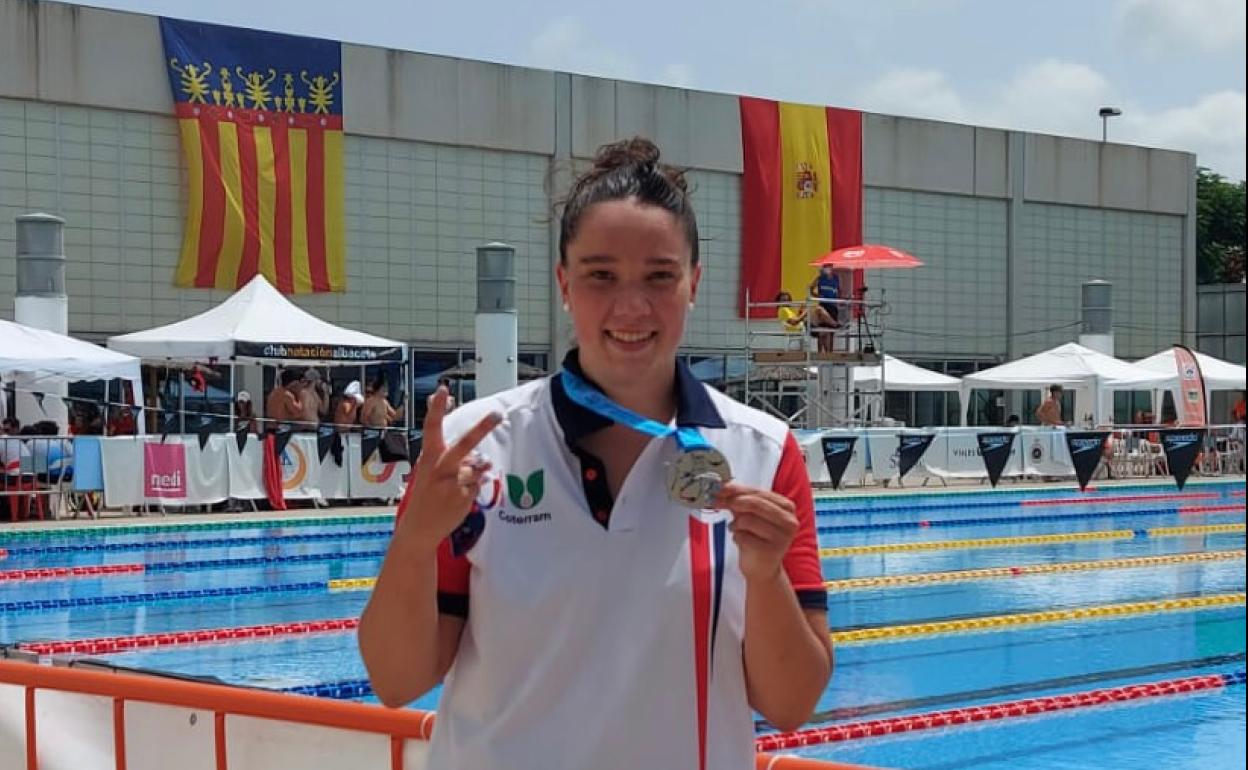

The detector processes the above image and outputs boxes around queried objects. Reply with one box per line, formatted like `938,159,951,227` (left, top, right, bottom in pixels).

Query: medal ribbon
559,369,711,452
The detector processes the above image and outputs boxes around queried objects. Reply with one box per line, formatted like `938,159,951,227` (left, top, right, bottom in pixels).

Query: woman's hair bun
591,137,661,172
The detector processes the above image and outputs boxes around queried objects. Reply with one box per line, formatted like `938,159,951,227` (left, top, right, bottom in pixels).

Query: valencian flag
160,19,345,294
739,98,863,317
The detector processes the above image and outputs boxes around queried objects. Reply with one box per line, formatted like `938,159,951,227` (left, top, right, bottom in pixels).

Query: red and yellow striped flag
161,19,345,294
739,98,862,317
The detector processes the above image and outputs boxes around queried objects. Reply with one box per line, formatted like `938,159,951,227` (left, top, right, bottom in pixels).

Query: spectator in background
775,291,806,333
1,417,19,436
107,405,137,436
266,369,304,432
334,381,365,431
1233,392,1246,425
297,369,330,431
1035,384,1064,427
361,377,397,428
1,427,30,477
1005,414,1021,428
70,403,104,436
234,392,258,434
803,270,842,353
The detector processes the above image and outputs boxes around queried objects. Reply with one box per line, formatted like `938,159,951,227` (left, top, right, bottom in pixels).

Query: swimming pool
1,479,1243,769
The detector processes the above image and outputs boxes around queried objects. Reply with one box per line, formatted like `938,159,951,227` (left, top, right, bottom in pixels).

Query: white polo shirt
414,352,824,770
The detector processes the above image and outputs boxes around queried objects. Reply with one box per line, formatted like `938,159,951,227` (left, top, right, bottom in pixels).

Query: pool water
1,480,1243,769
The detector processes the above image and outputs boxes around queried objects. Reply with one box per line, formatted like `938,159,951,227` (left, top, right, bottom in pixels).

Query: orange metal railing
0,659,887,770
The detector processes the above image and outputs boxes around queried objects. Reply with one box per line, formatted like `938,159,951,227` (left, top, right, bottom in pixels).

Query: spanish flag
160,19,346,294
739,98,863,317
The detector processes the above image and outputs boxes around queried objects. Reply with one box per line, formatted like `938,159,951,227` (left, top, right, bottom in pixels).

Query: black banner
1160,429,1206,490
196,413,213,451
821,435,858,491
234,341,404,362
1064,431,1109,492
976,432,1016,488
407,428,424,464
361,428,381,466
316,425,336,464
896,433,935,480
235,424,250,454
273,422,294,457
160,411,178,442
378,429,409,463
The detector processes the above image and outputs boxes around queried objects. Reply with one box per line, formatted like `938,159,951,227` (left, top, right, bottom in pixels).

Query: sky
86,0,1247,180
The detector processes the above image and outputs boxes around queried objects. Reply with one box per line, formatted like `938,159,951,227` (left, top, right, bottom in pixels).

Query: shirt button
584,468,598,482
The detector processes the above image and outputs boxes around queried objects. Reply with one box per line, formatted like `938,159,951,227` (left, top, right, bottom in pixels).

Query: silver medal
667,447,732,510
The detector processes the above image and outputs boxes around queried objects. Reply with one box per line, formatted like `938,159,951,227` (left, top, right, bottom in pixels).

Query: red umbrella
810,244,923,270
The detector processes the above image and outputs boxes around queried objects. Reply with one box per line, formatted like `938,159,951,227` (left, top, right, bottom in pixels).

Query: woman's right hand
394,386,501,553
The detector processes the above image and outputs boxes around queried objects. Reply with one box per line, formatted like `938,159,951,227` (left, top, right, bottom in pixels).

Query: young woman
358,138,832,770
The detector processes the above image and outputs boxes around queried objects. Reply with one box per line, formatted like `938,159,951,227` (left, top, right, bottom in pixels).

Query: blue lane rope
815,507,1246,534
815,493,1239,517
145,550,387,573
283,679,374,699
2,529,393,558
0,579,372,614
813,480,1241,507
280,670,1248,704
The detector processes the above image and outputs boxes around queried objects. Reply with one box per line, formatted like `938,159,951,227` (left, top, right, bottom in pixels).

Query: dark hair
558,137,698,266
775,291,792,302
280,369,303,387
1049,384,1063,395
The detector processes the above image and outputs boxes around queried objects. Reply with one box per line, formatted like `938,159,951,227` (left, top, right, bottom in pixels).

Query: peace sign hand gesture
395,387,502,554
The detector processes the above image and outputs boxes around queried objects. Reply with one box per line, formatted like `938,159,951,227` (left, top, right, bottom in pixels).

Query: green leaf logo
506,470,544,509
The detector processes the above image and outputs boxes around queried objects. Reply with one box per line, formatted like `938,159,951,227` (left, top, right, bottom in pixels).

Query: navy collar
550,349,726,444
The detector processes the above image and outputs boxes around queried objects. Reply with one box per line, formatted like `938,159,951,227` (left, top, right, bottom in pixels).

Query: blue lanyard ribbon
559,369,711,452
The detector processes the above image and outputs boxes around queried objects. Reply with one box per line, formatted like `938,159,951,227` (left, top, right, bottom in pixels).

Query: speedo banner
976,432,1016,488
1064,431,1110,492
896,433,935,480
1160,429,1206,489
821,435,859,490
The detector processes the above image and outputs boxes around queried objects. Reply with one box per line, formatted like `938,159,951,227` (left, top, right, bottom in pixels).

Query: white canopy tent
853,355,961,424
1135,348,1246,423
959,342,1174,426
854,355,960,392
107,276,407,364
1,318,145,430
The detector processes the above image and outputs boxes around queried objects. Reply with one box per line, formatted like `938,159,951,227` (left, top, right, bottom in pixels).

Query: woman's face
557,198,699,389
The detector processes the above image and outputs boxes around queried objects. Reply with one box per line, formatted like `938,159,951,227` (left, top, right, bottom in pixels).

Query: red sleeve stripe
774,432,826,594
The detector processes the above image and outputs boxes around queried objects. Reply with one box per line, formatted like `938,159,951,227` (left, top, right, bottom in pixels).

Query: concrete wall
0,0,1198,364
0,97,552,345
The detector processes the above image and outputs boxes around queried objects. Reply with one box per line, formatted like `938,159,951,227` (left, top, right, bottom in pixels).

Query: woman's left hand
713,482,798,582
